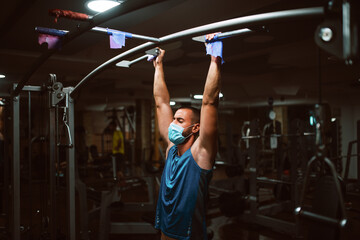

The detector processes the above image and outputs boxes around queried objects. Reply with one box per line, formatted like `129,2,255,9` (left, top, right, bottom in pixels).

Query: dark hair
176,106,200,124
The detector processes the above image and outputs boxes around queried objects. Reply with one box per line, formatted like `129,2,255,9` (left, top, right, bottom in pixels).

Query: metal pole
248,119,259,216
49,96,57,240
65,88,76,240
71,7,324,97
3,101,9,230
91,26,160,42
12,0,167,97
28,91,33,238
11,93,20,240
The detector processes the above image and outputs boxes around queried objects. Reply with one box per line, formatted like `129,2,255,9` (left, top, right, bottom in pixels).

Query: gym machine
3,75,76,240
209,106,319,237
235,118,311,237
85,176,157,240
295,105,347,240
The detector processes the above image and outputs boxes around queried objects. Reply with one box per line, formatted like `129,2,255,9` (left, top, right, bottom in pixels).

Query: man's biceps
158,103,172,111
199,132,217,146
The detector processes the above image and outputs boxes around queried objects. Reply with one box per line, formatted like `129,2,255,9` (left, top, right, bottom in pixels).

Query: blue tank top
155,145,213,240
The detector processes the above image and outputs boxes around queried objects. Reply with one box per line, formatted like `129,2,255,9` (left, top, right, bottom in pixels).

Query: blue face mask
168,123,195,145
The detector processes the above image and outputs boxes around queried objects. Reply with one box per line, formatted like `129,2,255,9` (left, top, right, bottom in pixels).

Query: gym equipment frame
5,78,76,240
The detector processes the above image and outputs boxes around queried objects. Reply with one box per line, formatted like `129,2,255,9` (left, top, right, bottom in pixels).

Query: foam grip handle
49,9,90,21
145,48,160,56
35,27,67,37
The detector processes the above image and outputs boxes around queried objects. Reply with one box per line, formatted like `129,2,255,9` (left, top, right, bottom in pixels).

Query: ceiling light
0,74,5,79
86,0,121,13
331,118,336,122
193,92,224,100
170,101,176,106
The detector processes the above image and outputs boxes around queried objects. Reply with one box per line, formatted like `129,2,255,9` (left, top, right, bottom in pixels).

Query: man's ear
193,123,200,133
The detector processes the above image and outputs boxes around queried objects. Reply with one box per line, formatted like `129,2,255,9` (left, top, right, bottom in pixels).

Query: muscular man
153,34,222,240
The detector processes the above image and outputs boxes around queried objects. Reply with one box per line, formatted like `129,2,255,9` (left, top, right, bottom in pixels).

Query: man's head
175,106,200,124
169,107,200,145
107,121,117,132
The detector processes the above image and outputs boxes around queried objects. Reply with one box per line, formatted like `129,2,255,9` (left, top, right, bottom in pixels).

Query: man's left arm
192,55,221,170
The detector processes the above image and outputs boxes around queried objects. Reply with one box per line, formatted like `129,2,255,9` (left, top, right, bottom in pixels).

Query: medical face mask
168,123,195,145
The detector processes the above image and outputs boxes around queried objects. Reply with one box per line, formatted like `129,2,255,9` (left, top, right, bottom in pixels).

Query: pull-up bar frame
71,6,324,97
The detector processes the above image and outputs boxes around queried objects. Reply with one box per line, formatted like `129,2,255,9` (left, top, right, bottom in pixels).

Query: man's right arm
153,49,173,151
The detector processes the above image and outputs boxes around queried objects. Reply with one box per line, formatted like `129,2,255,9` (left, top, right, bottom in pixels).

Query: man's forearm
202,56,221,106
154,64,170,106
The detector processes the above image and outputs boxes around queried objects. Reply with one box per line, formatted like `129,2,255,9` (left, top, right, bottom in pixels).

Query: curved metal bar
12,0,166,97
71,7,324,97
296,155,348,228
323,156,347,219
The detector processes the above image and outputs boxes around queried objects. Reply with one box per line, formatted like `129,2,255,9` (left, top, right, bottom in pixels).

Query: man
107,121,125,177
153,33,222,240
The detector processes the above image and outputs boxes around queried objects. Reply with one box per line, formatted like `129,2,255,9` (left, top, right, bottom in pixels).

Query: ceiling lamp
193,92,223,100
86,0,122,13
0,74,5,79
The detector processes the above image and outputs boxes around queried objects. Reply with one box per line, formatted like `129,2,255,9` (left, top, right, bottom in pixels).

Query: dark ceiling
1,0,359,110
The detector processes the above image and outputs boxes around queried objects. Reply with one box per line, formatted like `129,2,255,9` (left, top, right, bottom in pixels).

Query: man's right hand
153,48,165,68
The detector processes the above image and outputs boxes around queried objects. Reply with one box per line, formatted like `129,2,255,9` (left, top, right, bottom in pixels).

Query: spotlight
86,0,122,13
193,92,223,100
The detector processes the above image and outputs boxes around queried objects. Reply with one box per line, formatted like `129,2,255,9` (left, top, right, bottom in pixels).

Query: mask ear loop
183,123,199,139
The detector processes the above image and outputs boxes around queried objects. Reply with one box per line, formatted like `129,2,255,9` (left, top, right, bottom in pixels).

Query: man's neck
176,138,195,156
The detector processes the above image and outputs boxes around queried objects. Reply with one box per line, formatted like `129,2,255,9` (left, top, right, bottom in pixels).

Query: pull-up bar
70,7,324,97
116,55,149,68
192,28,254,43
35,26,161,43
12,0,167,97
116,48,160,68
92,26,160,42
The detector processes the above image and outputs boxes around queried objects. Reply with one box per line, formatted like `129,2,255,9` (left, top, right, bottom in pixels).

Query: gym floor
5,161,360,240
103,167,360,240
